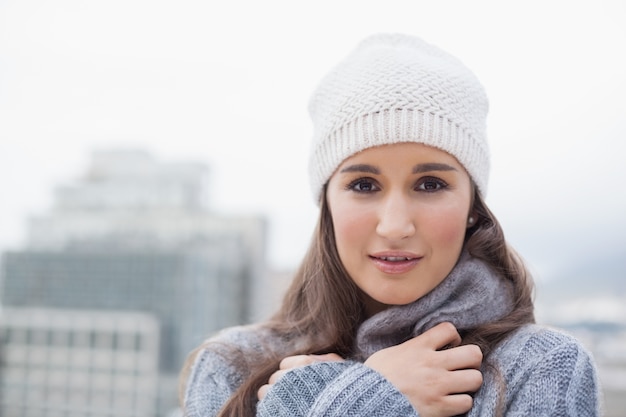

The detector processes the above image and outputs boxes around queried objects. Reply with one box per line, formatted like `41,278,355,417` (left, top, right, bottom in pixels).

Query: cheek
421,205,468,246
332,206,373,246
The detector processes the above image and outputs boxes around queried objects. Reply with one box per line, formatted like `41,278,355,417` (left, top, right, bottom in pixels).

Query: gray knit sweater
183,255,601,416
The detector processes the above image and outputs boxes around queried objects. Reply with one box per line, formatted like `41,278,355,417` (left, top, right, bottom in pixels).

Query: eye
416,177,448,192
346,178,380,193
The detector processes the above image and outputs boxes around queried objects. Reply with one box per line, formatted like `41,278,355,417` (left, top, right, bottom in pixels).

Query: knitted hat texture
308,33,490,203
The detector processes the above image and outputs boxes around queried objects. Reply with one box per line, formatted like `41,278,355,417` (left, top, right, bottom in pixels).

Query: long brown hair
180,185,535,416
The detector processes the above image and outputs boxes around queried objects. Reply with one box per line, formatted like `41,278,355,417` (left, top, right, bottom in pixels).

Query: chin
376,294,422,306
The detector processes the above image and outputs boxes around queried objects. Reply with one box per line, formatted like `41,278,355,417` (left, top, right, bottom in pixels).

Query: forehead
338,142,461,167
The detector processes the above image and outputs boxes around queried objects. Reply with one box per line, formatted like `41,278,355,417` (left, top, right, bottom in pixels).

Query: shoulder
182,324,283,415
493,323,598,379
201,324,278,354
494,323,594,366
186,323,279,383
490,324,600,415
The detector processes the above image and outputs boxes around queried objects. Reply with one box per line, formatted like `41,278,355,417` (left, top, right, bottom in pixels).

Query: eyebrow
340,162,457,175
339,164,380,174
412,163,458,174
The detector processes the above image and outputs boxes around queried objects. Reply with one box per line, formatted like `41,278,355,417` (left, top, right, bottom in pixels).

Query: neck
361,292,390,318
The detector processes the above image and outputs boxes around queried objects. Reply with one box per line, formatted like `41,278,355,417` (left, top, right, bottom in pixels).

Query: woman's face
326,142,473,316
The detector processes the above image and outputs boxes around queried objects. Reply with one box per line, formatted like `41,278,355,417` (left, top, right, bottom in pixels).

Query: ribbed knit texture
184,326,600,416
308,33,490,203
183,255,600,416
354,251,513,359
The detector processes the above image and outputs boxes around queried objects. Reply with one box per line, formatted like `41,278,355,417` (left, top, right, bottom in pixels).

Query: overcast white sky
1,0,625,279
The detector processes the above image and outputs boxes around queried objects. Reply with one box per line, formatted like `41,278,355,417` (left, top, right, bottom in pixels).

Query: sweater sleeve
183,325,275,417
502,328,601,416
183,345,242,417
257,361,418,417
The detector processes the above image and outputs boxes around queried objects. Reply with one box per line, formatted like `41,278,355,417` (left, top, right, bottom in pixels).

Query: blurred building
0,149,268,416
0,308,159,417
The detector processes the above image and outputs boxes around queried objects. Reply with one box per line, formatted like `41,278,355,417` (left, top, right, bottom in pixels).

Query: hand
364,322,483,417
257,353,344,400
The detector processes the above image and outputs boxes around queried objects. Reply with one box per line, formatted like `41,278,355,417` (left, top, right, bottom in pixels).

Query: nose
375,192,416,241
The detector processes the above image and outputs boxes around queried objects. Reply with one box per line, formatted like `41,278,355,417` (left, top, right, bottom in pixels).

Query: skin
326,142,474,316
259,143,482,417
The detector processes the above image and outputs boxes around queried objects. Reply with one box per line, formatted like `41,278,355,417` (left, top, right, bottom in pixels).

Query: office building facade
1,307,160,417
0,150,268,416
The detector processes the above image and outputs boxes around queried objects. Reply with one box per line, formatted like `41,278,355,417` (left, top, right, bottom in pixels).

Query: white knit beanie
308,33,490,203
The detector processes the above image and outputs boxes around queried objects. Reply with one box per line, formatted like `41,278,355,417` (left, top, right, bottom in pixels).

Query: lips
377,256,414,262
369,252,422,274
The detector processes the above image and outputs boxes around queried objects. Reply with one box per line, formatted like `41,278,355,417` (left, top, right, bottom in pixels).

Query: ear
467,212,477,228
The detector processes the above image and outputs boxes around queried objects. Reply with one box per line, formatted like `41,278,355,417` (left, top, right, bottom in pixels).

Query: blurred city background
1,0,625,416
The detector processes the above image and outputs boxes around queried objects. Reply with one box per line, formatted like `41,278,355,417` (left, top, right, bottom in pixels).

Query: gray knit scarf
354,251,514,359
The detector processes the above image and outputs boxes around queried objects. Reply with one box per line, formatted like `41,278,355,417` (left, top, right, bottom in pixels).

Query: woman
180,33,600,416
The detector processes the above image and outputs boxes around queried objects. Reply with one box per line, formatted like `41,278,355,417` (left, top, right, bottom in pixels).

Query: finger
445,369,483,394
257,384,270,400
279,354,317,370
310,353,344,362
414,322,462,350
440,344,483,370
440,393,474,416
268,369,288,384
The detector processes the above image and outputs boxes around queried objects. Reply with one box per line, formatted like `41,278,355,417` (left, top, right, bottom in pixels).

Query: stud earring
468,216,475,225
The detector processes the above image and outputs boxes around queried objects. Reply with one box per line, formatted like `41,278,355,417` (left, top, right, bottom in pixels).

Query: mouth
373,256,416,262
369,252,422,274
